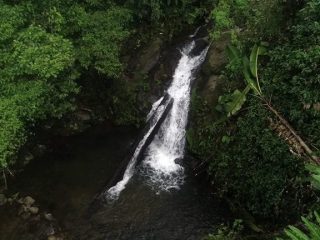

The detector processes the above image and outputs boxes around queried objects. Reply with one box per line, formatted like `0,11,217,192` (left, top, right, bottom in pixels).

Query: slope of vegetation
187,0,320,237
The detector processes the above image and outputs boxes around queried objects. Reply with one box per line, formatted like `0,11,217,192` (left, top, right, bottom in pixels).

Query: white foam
141,41,208,191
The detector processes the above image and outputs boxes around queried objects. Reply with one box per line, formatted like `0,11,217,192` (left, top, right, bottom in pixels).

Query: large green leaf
218,86,250,117
242,56,260,95
306,164,320,190
285,225,310,240
249,44,267,78
226,44,242,64
302,217,320,239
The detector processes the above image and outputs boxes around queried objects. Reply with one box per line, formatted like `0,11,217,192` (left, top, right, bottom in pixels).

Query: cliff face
196,32,231,107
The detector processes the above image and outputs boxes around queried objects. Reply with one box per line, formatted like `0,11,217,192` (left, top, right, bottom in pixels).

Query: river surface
0,124,227,240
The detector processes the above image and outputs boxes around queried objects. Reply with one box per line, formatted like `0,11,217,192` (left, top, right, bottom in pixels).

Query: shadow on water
0,126,225,240
0,123,228,240
75,169,227,240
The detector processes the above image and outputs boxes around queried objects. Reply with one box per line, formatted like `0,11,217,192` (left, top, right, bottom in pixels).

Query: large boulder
202,32,231,76
201,75,225,105
135,38,163,75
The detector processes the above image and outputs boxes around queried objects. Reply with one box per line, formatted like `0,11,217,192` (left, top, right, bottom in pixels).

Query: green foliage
189,93,306,219
216,87,249,117
210,0,285,42
211,99,304,218
76,7,132,78
189,0,320,224
0,4,25,42
306,164,320,191
204,220,244,240
216,43,266,117
210,0,234,40
261,0,320,150
277,212,320,240
0,2,77,169
10,26,74,79
126,0,212,28
108,79,150,127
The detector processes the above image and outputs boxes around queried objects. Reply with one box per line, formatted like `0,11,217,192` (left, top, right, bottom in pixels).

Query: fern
277,212,320,240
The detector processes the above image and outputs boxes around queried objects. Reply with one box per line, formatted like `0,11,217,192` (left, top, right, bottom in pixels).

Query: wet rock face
202,32,231,76
136,38,163,75
0,194,7,206
190,38,209,57
193,32,232,106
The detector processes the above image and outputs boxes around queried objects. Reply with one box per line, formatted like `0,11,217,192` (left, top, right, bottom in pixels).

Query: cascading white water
105,40,208,200
140,41,208,191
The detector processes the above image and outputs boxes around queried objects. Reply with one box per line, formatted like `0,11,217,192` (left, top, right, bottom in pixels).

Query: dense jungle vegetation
1,0,320,239
187,0,320,238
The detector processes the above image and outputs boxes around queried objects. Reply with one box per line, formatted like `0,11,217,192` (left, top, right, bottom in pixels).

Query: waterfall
105,40,208,200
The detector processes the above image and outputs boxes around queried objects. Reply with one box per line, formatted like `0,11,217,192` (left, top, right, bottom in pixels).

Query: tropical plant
216,43,266,117
221,42,320,164
277,212,320,240
306,164,320,191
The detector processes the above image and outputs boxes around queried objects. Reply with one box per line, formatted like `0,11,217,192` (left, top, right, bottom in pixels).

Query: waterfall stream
106,40,208,200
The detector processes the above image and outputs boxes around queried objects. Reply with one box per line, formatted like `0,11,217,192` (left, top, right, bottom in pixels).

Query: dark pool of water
0,124,227,240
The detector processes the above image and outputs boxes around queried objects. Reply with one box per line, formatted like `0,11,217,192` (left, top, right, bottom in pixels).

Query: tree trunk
264,100,320,165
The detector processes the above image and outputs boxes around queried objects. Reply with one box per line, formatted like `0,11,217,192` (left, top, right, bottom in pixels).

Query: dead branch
263,100,320,165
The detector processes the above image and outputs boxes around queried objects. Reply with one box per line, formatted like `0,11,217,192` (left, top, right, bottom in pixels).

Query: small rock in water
11,192,19,200
44,213,54,221
29,206,39,214
174,158,183,165
21,212,31,220
24,152,34,164
24,196,35,206
7,198,13,204
0,194,7,206
18,205,28,215
46,226,56,235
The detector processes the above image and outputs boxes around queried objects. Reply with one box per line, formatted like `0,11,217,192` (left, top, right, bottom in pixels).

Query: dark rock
21,212,31,220
75,110,91,122
0,193,7,206
33,144,47,157
19,205,28,215
190,38,209,57
44,213,54,221
11,192,19,200
24,152,34,165
201,75,225,105
29,206,39,214
174,158,184,166
202,32,231,75
137,38,163,75
24,196,35,207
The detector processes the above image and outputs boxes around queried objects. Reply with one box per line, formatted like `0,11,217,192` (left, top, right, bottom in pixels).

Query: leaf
302,217,320,239
222,87,249,117
243,56,260,94
306,164,320,190
315,212,320,226
249,44,267,77
250,44,259,78
226,44,241,64
285,225,310,240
